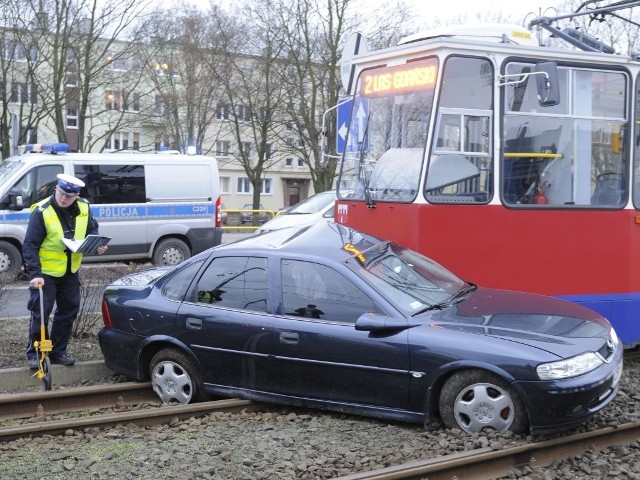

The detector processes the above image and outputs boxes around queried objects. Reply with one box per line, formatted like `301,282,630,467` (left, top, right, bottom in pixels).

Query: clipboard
61,235,111,254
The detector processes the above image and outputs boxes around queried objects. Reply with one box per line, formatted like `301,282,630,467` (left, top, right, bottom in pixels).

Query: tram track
1,379,639,479
0,381,157,421
335,422,640,480
0,381,262,443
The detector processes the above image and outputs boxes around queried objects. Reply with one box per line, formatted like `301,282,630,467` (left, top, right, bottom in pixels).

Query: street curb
0,360,114,392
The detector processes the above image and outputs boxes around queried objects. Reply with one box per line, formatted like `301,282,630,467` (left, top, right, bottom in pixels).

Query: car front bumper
515,347,623,435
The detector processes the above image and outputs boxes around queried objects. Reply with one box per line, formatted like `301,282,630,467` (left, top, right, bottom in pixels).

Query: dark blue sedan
99,221,623,435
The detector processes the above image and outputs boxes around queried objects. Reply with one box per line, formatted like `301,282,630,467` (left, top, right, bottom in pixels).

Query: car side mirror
355,312,413,332
1,189,25,211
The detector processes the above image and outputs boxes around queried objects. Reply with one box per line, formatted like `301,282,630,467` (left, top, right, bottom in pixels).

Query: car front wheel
150,349,205,405
439,370,528,434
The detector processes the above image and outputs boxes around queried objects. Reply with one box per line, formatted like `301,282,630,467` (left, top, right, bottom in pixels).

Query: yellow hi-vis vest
31,198,90,276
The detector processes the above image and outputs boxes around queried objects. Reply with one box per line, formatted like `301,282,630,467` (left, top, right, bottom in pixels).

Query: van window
12,164,63,208
76,164,146,204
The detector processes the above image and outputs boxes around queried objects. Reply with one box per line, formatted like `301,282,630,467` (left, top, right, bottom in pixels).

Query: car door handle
186,317,203,330
279,332,299,344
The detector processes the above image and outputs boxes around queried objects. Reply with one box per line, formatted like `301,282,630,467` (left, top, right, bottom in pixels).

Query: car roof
215,220,383,262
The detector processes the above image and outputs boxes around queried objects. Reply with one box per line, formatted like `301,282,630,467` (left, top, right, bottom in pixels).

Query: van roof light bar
22,143,70,154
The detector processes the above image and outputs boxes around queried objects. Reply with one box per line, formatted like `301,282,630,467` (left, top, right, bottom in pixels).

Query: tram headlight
536,352,604,380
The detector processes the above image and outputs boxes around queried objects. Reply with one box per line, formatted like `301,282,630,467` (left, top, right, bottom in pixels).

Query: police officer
23,173,108,369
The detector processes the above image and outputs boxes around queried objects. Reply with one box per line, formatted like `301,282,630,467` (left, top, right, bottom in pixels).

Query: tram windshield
339,58,437,203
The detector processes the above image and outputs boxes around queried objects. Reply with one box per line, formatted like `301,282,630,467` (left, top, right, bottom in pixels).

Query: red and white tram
334,2,640,347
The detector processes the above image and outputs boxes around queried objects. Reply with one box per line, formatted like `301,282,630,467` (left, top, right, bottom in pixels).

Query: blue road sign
336,98,352,154
336,97,369,154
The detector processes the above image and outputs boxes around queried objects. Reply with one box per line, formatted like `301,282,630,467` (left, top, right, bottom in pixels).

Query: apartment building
1,27,321,215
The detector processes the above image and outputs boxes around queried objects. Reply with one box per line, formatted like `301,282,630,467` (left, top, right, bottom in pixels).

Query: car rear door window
195,256,267,312
280,259,380,323
163,260,204,301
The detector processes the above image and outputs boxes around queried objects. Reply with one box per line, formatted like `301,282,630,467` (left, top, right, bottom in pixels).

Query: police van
0,143,223,278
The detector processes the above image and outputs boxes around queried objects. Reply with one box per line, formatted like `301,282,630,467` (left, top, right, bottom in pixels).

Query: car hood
428,287,612,357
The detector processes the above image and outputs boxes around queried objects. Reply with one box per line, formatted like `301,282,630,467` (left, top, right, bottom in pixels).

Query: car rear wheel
152,238,190,267
439,370,528,434
150,349,205,405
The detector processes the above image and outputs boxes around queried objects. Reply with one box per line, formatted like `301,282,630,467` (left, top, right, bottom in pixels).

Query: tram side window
425,56,493,204
503,63,627,207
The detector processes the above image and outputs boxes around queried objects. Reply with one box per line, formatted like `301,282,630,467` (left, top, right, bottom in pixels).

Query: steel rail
334,422,640,480
0,397,260,443
0,382,157,421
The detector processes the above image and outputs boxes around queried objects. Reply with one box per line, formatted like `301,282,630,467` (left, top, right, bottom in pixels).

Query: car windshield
345,241,467,317
285,192,335,215
0,159,23,184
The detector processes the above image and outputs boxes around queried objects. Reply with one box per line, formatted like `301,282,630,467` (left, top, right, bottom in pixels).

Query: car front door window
280,259,380,322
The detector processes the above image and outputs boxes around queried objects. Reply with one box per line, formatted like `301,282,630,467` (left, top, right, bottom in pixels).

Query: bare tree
145,4,226,154
211,1,292,218
275,0,414,193
22,0,153,152
0,0,49,158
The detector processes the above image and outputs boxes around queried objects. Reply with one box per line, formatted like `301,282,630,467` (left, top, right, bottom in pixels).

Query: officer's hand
97,245,108,255
29,277,44,289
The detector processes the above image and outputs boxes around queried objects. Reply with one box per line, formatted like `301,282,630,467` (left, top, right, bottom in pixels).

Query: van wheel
152,238,190,267
0,241,21,279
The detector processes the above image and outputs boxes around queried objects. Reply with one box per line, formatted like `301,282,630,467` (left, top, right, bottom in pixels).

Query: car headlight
536,352,604,380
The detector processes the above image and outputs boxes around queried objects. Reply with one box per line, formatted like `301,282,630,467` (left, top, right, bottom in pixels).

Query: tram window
502,64,628,208
341,56,438,203
425,56,493,204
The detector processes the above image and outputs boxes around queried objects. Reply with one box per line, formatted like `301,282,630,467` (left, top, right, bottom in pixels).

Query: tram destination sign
360,59,437,97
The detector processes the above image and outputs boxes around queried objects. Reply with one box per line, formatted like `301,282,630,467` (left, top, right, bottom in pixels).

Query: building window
155,59,174,76
216,103,230,120
237,177,252,194
10,82,37,104
215,140,230,157
66,107,78,128
107,131,140,151
285,157,294,167
125,91,140,112
266,143,273,160
220,176,231,194
155,95,165,115
105,90,122,111
297,158,305,167
5,40,37,62
106,51,128,71
240,141,252,158
236,104,251,122
261,178,272,194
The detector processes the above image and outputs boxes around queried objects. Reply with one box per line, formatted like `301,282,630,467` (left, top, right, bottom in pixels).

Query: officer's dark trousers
26,272,80,360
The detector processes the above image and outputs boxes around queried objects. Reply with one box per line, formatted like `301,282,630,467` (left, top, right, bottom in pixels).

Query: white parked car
256,190,335,234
